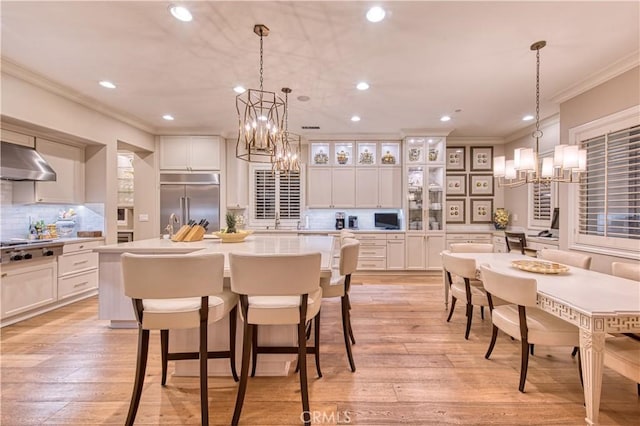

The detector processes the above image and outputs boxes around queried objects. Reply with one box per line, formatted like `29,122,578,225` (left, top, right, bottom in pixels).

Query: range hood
0,142,57,181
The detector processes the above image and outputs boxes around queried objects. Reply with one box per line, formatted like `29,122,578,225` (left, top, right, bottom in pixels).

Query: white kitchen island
95,234,335,376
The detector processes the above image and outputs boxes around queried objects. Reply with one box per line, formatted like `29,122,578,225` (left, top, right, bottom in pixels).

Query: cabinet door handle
73,281,89,288
73,260,89,266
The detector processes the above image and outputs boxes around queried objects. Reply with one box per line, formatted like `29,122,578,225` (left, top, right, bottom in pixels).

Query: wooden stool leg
229,306,239,382
298,319,310,426
519,339,530,393
485,325,498,359
314,312,322,378
199,320,209,426
342,295,356,372
232,322,254,426
125,328,149,426
250,325,258,377
446,296,457,322
160,329,169,386
464,303,474,340
346,293,356,345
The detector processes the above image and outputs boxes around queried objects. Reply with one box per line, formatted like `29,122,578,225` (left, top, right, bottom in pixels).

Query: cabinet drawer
386,233,405,240
358,246,386,257
356,234,387,241
357,258,386,270
63,240,102,254
58,251,98,276
58,270,98,299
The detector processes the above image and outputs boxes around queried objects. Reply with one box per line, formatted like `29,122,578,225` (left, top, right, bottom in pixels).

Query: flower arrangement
493,208,509,230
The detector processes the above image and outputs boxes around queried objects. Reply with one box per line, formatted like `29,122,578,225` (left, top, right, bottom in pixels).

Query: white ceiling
1,1,638,140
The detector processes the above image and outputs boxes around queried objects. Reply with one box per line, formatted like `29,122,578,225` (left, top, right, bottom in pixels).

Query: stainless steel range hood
1,142,57,181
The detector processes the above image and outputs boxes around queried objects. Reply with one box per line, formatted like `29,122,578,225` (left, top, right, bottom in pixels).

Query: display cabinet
310,142,331,166
333,142,354,166
380,142,400,166
356,142,377,166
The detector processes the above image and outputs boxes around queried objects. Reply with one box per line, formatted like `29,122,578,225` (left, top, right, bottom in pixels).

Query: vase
493,208,509,230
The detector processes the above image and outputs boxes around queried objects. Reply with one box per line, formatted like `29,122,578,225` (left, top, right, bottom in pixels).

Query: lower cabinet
405,234,445,270
58,241,100,300
1,259,58,319
356,234,387,270
446,233,492,250
426,235,445,270
493,235,507,253
386,234,405,270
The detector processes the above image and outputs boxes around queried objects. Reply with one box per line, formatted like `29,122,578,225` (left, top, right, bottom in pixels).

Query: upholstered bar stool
321,237,360,371
448,243,494,320
604,336,640,395
504,232,527,255
442,250,490,340
229,252,322,426
121,252,238,426
612,261,640,281
480,264,581,392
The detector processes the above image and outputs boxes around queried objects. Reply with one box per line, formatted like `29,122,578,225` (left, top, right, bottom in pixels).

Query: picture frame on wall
470,146,493,171
446,174,467,196
469,174,494,196
470,198,493,223
446,198,466,223
446,146,466,171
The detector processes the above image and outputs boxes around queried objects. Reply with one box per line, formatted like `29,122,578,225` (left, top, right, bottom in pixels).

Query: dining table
444,252,640,426
94,234,335,376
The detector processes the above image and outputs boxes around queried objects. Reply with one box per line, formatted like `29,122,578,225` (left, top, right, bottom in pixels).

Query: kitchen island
95,234,334,376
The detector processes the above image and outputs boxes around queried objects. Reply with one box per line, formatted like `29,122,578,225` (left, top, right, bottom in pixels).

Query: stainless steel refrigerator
159,173,220,233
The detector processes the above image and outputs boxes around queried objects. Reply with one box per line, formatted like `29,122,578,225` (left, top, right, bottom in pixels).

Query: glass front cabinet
404,136,446,270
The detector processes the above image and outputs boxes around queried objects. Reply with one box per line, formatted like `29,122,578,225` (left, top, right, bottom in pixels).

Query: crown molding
1,59,156,134
305,132,403,141
550,51,639,104
446,136,505,146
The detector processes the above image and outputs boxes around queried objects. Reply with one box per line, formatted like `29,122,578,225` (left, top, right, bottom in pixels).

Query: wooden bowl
213,230,253,243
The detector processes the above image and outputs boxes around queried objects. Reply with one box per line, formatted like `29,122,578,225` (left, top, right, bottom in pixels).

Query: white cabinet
307,167,355,208
58,240,101,300
354,234,387,270
1,260,57,320
386,234,406,270
14,139,85,204
406,234,426,270
159,136,221,171
446,233,492,250
426,235,445,270
493,235,507,253
0,128,34,147
355,167,402,208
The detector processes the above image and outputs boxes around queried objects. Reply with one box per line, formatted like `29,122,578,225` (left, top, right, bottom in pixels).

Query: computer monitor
550,208,560,233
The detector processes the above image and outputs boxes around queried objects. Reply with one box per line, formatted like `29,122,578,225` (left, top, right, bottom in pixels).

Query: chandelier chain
259,32,264,91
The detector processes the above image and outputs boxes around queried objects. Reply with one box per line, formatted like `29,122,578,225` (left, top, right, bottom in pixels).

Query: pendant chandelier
493,41,586,187
236,24,285,163
272,87,302,173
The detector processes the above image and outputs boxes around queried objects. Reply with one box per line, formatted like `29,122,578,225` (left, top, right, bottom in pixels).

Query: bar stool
121,252,238,426
229,252,322,426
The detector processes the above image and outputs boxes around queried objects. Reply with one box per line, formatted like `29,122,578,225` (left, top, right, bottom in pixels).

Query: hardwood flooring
1,274,638,425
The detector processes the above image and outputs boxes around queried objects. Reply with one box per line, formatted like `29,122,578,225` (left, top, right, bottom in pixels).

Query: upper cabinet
159,136,221,171
405,137,445,165
0,128,35,147
14,138,85,204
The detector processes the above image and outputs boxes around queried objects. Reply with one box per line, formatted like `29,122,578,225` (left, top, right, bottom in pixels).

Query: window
528,152,556,229
569,106,640,255
250,165,303,226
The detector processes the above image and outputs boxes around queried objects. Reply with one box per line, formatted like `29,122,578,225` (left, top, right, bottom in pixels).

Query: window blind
278,171,301,219
252,167,302,221
254,169,276,219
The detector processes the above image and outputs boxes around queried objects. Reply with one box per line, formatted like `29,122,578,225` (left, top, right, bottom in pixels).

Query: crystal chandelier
272,87,302,173
236,25,285,163
493,41,586,187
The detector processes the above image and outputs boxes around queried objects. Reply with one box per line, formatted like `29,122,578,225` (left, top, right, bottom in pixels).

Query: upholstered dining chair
442,250,490,340
121,252,238,426
229,252,322,426
504,232,527,255
480,264,581,392
321,237,360,372
604,335,640,395
538,248,592,270
612,261,640,281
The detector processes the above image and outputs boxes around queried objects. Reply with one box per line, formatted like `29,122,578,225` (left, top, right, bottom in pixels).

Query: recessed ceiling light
169,5,193,22
233,86,246,94
351,115,361,122
440,115,451,122
99,80,116,89
366,6,386,23
162,114,175,121
356,82,370,91
522,114,534,121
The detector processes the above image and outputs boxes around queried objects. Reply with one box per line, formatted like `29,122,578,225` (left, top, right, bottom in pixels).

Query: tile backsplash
0,181,104,240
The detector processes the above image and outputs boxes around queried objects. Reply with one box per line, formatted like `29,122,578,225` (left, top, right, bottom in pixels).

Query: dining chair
480,264,581,392
321,237,360,371
612,261,640,281
442,250,490,340
538,248,592,270
447,243,495,320
229,252,322,426
504,232,527,255
121,252,238,426
604,335,640,395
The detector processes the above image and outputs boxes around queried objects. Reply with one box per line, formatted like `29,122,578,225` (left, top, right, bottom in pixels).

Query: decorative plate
213,230,253,243
511,260,569,274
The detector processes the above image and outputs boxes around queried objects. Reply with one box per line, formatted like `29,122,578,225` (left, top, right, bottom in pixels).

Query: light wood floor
1,274,639,425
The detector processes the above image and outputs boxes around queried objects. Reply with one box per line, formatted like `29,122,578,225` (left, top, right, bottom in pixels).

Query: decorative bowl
213,229,253,243
511,260,569,274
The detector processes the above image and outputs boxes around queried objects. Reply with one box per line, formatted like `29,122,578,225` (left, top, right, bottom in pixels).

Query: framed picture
446,146,465,171
470,146,493,171
469,174,494,196
470,198,493,223
446,199,466,224
446,174,467,196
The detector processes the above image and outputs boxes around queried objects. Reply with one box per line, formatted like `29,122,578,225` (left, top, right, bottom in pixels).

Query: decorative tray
213,230,253,243
511,260,569,274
